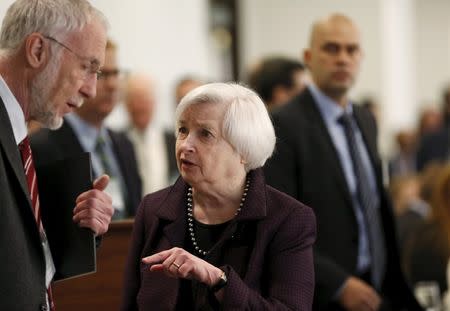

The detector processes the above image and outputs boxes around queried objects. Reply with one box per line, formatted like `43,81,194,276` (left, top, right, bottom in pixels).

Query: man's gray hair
0,0,108,53
175,82,276,172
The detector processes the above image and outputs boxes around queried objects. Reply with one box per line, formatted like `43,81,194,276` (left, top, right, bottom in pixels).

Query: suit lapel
155,177,189,248
57,120,85,155
0,97,31,202
301,91,353,204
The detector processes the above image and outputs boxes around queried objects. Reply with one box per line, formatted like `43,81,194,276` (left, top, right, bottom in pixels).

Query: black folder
36,152,96,281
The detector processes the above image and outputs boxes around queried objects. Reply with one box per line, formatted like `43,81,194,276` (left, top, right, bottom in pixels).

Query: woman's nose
178,133,196,152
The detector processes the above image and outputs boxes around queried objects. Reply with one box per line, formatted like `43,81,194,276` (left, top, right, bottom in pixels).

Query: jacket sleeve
221,205,316,310
313,251,349,308
120,199,147,311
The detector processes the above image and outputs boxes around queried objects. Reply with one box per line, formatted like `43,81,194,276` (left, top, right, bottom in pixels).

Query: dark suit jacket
264,89,421,310
164,128,178,180
0,98,49,310
31,119,142,217
416,126,449,171
121,169,316,310
403,221,448,294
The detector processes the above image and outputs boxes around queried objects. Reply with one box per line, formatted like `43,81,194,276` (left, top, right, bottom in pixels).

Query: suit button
40,304,48,311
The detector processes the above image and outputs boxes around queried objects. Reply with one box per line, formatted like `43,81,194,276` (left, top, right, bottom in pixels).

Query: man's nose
80,75,97,99
336,49,352,64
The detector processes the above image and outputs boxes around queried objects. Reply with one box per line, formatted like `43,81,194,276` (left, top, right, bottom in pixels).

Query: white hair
175,82,276,172
0,0,108,54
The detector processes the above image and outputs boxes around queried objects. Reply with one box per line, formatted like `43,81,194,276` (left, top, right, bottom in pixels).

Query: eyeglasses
44,35,102,80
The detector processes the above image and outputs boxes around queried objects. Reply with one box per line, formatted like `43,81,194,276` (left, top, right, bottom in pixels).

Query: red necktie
18,136,55,311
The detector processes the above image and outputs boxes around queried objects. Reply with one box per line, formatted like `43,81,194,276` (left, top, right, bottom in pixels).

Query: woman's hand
142,247,223,287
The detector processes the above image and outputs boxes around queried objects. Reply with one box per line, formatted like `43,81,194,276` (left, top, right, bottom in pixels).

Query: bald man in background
174,76,203,106
125,74,177,194
264,14,422,311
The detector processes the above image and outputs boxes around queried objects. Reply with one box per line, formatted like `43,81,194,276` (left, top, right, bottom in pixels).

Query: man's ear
24,33,48,69
303,49,311,67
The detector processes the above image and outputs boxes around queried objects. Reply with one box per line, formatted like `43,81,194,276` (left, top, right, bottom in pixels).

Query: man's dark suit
163,129,179,180
31,119,142,217
0,97,49,310
264,89,421,310
416,125,449,171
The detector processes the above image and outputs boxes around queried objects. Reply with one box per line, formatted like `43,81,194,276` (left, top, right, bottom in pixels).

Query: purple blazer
121,169,316,310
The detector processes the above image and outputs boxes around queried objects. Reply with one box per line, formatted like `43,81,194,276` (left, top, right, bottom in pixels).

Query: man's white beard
29,57,63,130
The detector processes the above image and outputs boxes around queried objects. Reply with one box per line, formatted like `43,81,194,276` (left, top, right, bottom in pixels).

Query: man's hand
338,276,382,311
73,174,114,236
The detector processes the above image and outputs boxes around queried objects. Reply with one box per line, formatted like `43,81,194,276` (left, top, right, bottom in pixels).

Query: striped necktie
18,136,55,311
95,135,113,176
338,113,386,289
19,136,43,231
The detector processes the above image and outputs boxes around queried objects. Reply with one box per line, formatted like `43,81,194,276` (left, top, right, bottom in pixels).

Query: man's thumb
93,174,110,191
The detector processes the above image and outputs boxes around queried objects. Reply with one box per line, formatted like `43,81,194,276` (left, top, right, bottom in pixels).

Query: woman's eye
201,129,212,138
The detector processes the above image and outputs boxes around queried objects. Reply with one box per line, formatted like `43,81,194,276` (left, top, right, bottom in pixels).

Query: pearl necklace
187,177,250,256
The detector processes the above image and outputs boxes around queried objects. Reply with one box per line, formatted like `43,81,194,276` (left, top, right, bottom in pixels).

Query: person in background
264,13,422,311
31,39,141,220
248,56,308,111
417,107,443,139
394,163,444,255
164,75,204,181
125,73,177,193
389,174,429,252
0,0,114,309
389,129,418,178
174,75,204,106
360,96,381,125
403,164,450,294
416,86,450,171
121,82,316,310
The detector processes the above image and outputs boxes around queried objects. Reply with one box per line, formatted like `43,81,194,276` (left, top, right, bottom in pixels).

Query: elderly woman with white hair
121,83,316,310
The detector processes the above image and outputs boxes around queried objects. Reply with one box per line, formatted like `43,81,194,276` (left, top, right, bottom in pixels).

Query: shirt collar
0,74,27,144
308,83,354,124
65,113,109,152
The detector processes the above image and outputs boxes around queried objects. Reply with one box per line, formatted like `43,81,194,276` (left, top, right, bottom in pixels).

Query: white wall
239,0,382,96
239,0,396,155
379,0,416,154
238,0,450,155
95,0,213,129
0,0,213,129
1,0,449,154
415,0,450,107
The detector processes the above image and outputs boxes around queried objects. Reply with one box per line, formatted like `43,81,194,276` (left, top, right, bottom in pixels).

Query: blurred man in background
248,56,308,111
125,74,177,194
32,39,142,220
264,13,422,311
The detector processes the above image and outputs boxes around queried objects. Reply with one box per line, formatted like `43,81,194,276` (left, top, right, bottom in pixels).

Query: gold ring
172,262,181,269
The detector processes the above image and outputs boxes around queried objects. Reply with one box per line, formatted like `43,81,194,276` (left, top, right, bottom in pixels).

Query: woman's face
175,102,244,188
